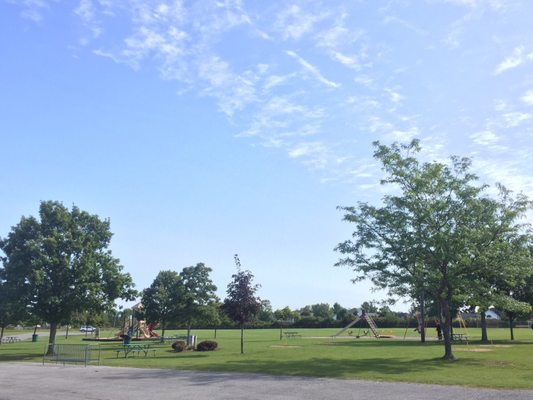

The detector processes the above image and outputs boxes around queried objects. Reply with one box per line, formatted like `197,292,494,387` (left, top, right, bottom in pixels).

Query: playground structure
116,318,158,340
332,310,381,338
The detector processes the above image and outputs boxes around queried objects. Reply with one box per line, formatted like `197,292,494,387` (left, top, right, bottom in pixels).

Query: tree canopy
176,263,218,343
336,140,533,360
0,201,136,351
141,270,181,338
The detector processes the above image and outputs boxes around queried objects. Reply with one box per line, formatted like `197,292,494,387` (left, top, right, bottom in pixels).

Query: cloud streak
494,46,533,75
285,50,341,88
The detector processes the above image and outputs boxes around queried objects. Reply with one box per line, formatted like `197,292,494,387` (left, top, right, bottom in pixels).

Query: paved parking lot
1,363,532,400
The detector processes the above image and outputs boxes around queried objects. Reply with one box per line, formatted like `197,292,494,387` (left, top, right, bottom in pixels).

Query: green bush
171,340,186,352
196,340,218,351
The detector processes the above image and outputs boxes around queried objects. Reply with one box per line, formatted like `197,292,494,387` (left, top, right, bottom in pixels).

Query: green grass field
1,327,533,389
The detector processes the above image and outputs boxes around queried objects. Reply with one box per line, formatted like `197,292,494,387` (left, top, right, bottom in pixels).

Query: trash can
32,334,39,342
187,335,197,347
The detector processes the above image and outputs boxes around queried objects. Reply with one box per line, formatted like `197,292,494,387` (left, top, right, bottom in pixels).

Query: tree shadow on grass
96,355,483,386
0,353,42,362
317,340,443,348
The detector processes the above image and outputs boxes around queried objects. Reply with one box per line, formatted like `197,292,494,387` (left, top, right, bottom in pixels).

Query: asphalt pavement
1,363,532,400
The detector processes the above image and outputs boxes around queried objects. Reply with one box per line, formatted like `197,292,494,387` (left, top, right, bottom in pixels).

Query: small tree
222,254,261,354
141,270,181,338
176,263,218,344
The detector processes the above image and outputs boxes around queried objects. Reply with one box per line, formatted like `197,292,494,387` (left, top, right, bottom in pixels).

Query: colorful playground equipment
116,317,158,340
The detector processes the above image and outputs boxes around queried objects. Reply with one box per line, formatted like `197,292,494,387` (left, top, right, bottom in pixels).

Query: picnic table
283,332,301,339
452,333,468,342
1,336,20,344
115,343,156,358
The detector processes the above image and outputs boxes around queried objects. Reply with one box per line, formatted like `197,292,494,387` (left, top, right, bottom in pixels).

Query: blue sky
1,0,532,312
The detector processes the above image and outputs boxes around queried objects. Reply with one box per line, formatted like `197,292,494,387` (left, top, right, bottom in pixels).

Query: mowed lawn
1,327,533,389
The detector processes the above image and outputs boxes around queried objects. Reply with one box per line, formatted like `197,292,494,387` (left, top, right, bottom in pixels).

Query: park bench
452,333,468,342
1,336,20,344
42,343,100,366
283,332,302,339
115,343,156,358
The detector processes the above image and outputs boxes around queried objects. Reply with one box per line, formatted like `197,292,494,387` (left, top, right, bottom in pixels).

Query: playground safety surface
1,363,533,400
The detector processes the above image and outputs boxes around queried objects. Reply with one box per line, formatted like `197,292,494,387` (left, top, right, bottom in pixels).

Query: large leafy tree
0,201,136,352
176,263,218,344
141,270,181,338
336,140,532,360
467,213,533,342
222,255,261,354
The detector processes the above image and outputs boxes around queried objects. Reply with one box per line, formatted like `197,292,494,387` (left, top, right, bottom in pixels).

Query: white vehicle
79,325,96,333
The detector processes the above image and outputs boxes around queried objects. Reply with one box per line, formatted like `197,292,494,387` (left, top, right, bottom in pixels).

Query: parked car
79,325,96,333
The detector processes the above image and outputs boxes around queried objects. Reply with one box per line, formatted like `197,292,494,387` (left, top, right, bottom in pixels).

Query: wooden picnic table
115,343,156,358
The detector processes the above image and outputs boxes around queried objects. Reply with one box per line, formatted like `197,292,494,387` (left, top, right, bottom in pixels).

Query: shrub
171,340,186,352
196,340,218,351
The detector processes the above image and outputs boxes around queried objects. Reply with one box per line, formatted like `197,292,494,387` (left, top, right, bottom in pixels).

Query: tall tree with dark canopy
141,270,181,338
0,201,136,353
222,254,261,354
176,263,218,344
336,140,532,361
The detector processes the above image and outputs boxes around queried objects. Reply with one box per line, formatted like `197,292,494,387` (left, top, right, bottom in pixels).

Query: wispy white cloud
275,4,322,41
382,15,428,36
502,111,532,127
16,0,58,22
494,46,533,75
475,156,533,199
384,88,404,104
470,130,500,146
262,74,295,93
332,52,361,70
436,0,509,10
286,50,341,88
522,90,533,106
288,141,326,158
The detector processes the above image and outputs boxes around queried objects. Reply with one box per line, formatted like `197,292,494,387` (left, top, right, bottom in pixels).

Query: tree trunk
420,293,426,343
65,324,70,340
214,328,217,339
187,325,191,345
0,325,4,345
47,322,58,356
480,311,488,343
509,312,515,341
240,323,244,354
440,298,455,361
161,320,166,339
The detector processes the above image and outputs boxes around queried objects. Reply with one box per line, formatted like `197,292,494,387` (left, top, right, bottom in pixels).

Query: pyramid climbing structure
332,311,380,338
